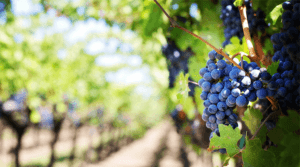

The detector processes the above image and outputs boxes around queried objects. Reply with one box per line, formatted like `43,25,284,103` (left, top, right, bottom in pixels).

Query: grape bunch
170,105,187,132
39,106,54,130
68,101,81,127
162,40,196,97
199,50,276,146
269,0,300,112
220,0,268,47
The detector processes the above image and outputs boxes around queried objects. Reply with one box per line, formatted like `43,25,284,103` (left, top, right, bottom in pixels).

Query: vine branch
238,5,257,60
238,4,278,108
188,80,199,86
266,96,278,111
153,0,244,70
250,111,274,140
238,5,262,68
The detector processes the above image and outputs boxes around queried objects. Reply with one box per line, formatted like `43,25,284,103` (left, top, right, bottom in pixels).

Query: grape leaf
143,3,163,37
276,110,300,132
224,37,249,58
242,108,262,135
267,60,279,75
268,110,300,144
267,4,283,25
242,138,275,167
255,124,268,144
176,72,190,102
208,124,242,157
233,0,244,7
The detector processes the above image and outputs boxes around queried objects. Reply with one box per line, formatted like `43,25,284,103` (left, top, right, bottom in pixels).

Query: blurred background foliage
0,0,232,132
0,0,290,166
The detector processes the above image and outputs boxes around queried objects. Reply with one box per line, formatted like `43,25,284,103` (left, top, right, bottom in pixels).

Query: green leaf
242,138,275,167
143,3,163,37
255,124,268,144
209,124,242,157
267,4,284,25
224,37,249,57
276,110,300,132
242,108,263,135
268,110,300,145
177,72,190,102
233,0,244,7
271,133,300,167
268,4,284,24
267,110,300,167
267,60,280,76
30,109,41,123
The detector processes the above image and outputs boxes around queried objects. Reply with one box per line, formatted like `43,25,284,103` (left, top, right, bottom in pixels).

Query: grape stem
238,5,260,67
238,4,278,109
250,111,275,140
261,104,272,116
266,96,278,111
231,52,248,69
188,80,199,86
153,0,244,70
253,34,272,67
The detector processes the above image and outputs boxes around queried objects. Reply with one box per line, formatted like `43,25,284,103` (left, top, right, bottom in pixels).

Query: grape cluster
170,105,186,132
67,101,81,127
199,50,277,144
269,0,300,111
162,40,196,96
220,0,268,47
39,106,54,130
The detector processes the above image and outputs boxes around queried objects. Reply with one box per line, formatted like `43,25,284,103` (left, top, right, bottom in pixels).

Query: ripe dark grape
220,0,268,47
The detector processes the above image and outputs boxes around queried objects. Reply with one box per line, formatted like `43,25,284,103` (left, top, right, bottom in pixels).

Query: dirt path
85,120,172,167
85,119,216,167
0,119,225,167
158,125,185,167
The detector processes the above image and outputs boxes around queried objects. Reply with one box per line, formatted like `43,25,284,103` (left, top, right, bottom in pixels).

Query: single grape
236,95,248,107
216,111,226,120
200,91,208,100
208,104,218,114
247,92,257,102
211,69,221,79
203,72,213,82
253,80,263,89
241,76,251,86
218,93,226,102
231,88,241,97
221,88,231,98
215,82,224,92
202,114,209,122
250,69,261,80
203,100,211,108
277,87,287,97
209,94,220,104
256,88,268,99
198,79,205,87
201,81,212,92
229,69,240,79
267,81,278,90
199,68,209,77
206,122,212,129
225,109,232,116
217,59,227,69
208,50,217,60
227,95,237,104
217,102,227,111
